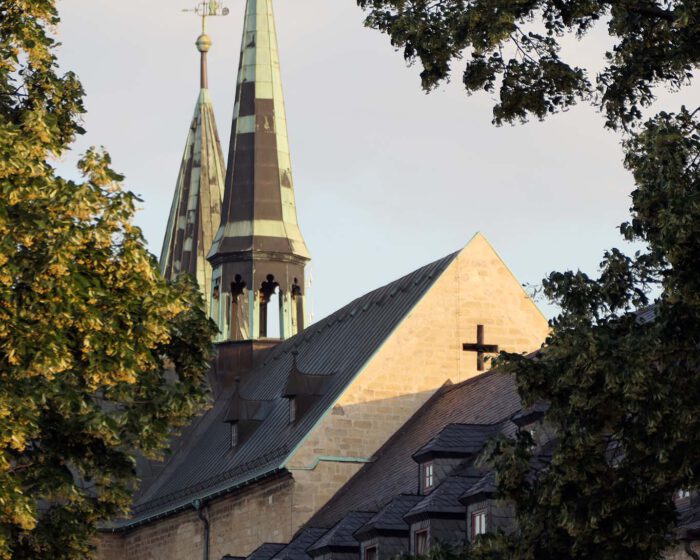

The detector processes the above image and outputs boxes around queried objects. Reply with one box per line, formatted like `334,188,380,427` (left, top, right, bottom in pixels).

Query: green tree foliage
357,0,700,558
0,2,215,558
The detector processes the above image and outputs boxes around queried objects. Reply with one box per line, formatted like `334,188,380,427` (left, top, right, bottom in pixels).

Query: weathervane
183,1,230,89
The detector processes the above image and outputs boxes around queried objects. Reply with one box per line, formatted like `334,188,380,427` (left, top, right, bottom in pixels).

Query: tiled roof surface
677,498,700,537
412,423,503,461
271,528,328,560
405,466,487,520
511,402,549,427
459,470,496,505
114,252,459,528
247,543,286,560
307,511,375,554
310,370,522,529
354,495,423,539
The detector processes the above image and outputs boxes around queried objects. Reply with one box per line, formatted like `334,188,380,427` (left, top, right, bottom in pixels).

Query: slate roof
111,252,459,529
511,402,549,427
307,511,375,555
354,495,423,539
412,423,503,462
677,498,700,538
405,466,488,521
271,528,328,560
309,370,522,529
459,471,497,505
246,543,286,560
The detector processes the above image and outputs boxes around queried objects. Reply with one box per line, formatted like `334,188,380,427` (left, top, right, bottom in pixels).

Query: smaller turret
159,3,228,313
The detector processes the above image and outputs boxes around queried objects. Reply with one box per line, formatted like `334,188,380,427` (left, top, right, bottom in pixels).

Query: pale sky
54,0,697,321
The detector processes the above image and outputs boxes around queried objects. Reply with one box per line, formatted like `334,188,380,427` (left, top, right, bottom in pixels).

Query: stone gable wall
286,236,548,528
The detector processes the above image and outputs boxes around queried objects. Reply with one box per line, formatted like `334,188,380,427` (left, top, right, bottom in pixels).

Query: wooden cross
462,325,499,371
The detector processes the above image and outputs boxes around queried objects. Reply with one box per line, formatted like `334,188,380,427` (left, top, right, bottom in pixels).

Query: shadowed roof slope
308,370,522,529
307,511,375,555
405,465,489,521
412,423,503,461
271,528,328,560
354,495,423,539
247,543,287,560
111,251,459,529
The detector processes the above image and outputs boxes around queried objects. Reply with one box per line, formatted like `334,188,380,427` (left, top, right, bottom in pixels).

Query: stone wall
100,475,294,560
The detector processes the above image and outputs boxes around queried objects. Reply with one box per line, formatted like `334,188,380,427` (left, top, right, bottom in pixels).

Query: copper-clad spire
208,0,310,350
208,0,310,262
160,3,227,313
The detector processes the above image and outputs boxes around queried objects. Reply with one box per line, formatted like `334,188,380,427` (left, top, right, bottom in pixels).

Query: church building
97,1,550,559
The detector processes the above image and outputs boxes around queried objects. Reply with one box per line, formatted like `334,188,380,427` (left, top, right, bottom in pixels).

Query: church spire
208,0,310,345
160,3,228,313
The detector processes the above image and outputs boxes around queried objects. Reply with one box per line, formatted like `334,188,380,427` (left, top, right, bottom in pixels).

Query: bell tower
208,0,310,387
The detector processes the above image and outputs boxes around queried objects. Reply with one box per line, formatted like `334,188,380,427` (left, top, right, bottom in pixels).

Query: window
289,397,297,423
364,545,377,560
677,489,691,500
471,509,487,538
414,529,428,556
230,423,239,448
422,462,434,492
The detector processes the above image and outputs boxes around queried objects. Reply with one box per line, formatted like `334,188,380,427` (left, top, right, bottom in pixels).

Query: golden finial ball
196,34,212,53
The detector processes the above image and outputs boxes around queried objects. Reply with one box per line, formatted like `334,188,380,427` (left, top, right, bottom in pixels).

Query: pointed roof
160,27,224,312
209,0,309,263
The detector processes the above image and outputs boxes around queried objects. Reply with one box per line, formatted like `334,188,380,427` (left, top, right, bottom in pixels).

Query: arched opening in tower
260,275,281,339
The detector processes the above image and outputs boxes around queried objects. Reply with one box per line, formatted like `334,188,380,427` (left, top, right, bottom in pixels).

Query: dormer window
676,489,691,501
422,461,434,493
230,423,239,448
282,352,333,425
471,509,487,538
289,397,297,423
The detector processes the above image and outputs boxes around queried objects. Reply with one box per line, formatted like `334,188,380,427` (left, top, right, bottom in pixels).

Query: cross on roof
462,325,499,371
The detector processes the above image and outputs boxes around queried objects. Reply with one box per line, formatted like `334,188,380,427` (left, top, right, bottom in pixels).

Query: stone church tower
208,0,311,391
159,11,225,314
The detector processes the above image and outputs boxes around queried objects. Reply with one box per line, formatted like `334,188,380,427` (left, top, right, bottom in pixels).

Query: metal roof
110,251,459,529
159,59,224,314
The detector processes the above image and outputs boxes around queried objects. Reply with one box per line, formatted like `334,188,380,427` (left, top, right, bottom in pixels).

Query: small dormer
511,401,549,442
460,470,516,540
460,471,497,541
225,381,272,450
412,424,500,494
282,352,332,425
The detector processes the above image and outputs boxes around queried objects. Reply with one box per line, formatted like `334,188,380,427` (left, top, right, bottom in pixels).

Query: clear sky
54,0,697,322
